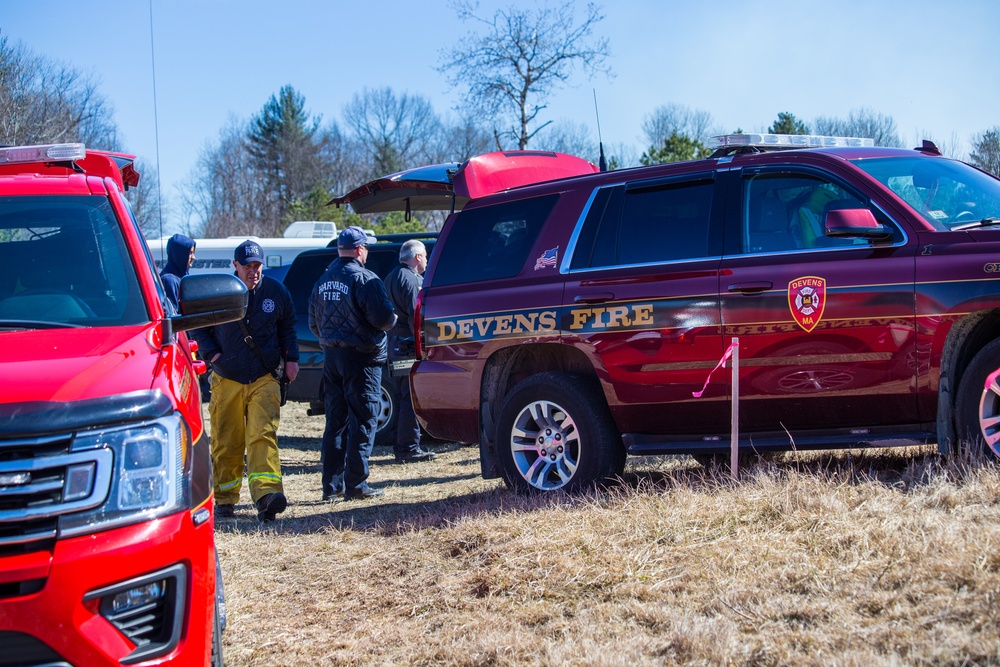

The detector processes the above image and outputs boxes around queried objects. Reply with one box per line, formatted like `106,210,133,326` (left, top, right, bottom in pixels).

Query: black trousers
390,370,421,456
320,346,382,495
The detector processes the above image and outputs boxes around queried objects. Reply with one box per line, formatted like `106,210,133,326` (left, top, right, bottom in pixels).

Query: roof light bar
0,143,86,164
708,134,874,149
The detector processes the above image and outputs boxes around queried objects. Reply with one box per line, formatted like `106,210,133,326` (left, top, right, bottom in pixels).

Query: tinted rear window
284,241,436,313
572,178,715,269
430,195,558,287
284,251,336,314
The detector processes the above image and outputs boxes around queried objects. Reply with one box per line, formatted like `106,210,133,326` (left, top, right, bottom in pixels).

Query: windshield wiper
953,217,1000,230
0,320,84,330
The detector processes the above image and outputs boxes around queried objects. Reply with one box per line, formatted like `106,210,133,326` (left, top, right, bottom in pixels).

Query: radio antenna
148,0,165,261
593,89,607,172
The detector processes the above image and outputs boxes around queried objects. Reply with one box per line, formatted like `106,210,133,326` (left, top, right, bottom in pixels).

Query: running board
622,425,937,456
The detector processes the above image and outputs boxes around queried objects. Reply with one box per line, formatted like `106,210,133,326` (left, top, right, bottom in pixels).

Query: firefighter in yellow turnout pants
193,240,300,522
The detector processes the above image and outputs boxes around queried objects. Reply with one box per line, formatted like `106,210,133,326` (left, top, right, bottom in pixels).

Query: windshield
0,195,148,328
852,156,1000,230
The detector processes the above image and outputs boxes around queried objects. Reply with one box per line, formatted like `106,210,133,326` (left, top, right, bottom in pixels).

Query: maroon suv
335,139,1000,492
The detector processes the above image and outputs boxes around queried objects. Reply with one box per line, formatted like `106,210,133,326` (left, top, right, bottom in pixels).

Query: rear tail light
414,290,425,359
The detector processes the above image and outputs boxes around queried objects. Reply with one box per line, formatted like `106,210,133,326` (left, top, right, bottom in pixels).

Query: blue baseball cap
234,239,264,265
338,226,377,250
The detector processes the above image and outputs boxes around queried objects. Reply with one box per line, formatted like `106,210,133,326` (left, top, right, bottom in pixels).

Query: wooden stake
731,337,740,482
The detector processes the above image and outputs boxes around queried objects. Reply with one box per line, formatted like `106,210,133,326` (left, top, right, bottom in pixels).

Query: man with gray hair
384,238,436,463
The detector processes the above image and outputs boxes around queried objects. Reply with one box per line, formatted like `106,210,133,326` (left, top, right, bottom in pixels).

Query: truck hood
0,325,160,404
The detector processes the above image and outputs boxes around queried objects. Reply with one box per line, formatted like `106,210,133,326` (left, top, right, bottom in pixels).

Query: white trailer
146,222,340,281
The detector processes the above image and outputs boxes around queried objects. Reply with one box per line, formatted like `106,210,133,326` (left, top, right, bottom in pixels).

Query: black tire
374,371,397,446
495,372,624,493
954,338,1000,460
211,595,224,667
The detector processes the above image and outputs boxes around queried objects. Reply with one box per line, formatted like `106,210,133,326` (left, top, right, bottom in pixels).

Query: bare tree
535,120,595,160
181,117,278,238
0,35,120,149
434,112,494,163
183,89,350,237
343,87,443,178
318,120,368,199
813,108,904,147
125,160,166,238
641,103,717,148
605,140,640,170
439,0,611,150
970,127,1000,177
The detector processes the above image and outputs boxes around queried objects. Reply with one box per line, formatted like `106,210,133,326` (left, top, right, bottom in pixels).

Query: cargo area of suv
333,141,1000,493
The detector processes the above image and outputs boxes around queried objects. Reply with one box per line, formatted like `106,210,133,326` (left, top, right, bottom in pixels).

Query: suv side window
431,195,558,286
572,177,715,269
743,173,872,253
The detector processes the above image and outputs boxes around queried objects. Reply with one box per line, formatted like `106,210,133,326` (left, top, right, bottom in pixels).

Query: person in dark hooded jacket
159,233,211,400
159,233,196,310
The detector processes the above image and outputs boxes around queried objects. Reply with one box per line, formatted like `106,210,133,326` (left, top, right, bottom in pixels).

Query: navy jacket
159,234,195,309
384,262,422,338
193,275,299,384
309,257,395,361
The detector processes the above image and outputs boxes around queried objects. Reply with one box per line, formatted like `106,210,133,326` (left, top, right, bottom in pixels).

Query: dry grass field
214,402,1000,666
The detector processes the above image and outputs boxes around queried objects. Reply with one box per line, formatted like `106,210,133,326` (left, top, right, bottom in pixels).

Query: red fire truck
0,143,245,665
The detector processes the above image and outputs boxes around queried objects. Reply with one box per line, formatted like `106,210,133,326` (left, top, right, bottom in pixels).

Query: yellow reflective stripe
218,479,242,491
248,472,281,483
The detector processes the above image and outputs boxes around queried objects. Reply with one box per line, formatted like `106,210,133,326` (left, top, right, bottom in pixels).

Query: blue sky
4,0,999,232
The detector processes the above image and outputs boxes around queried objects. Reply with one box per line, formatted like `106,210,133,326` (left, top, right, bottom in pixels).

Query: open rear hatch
330,150,597,215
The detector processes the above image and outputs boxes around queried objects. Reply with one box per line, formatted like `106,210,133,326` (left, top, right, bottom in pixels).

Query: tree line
3,2,1000,239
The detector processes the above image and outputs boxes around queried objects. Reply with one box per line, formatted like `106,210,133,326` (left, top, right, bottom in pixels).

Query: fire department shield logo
788,276,826,332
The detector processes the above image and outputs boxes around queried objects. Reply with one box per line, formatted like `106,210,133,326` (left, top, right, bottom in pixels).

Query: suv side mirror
172,274,248,332
824,208,894,242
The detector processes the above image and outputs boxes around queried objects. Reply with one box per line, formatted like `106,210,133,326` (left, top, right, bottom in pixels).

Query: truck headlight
60,415,190,538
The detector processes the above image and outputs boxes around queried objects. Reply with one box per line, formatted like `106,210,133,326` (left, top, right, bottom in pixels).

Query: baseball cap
338,226,377,250
234,239,264,265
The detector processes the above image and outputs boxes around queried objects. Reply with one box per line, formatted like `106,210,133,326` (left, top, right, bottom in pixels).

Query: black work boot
344,485,385,501
256,492,287,522
395,448,437,463
215,502,235,518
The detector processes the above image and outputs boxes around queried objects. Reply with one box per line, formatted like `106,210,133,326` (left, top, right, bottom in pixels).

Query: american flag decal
534,247,558,270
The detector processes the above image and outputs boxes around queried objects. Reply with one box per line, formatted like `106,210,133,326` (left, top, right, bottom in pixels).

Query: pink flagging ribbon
692,340,737,398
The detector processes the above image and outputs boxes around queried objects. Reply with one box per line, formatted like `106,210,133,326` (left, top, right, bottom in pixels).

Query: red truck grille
0,631,70,666
0,433,113,556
